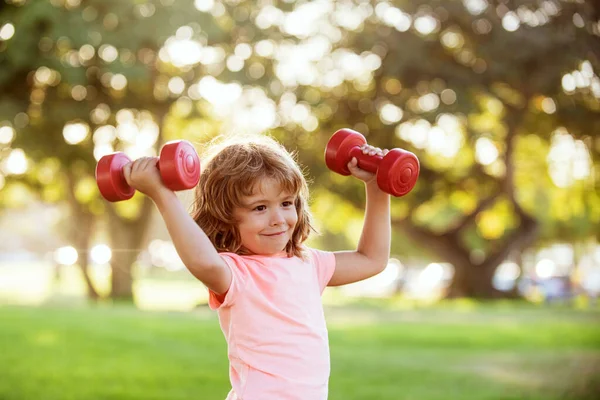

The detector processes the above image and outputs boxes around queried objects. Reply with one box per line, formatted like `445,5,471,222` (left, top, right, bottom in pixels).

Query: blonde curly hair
191,135,316,258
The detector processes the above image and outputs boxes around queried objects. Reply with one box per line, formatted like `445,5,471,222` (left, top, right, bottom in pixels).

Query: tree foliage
0,0,598,300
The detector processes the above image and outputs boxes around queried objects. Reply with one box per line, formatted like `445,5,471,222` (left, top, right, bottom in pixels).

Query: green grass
1,302,599,400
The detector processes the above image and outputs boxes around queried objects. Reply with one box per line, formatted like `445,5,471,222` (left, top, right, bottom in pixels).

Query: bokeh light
54,246,78,266
63,122,90,145
0,23,15,40
3,149,28,175
90,244,112,265
0,126,15,144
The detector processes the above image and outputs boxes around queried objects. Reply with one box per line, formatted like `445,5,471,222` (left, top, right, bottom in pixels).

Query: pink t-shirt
208,247,336,400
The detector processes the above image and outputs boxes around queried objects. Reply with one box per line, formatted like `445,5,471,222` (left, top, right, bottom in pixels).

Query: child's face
233,177,298,256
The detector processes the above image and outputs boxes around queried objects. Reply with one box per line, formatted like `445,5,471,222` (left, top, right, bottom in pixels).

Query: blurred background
0,0,599,399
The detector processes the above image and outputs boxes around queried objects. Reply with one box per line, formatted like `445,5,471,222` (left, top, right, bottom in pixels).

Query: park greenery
0,0,598,300
1,302,599,399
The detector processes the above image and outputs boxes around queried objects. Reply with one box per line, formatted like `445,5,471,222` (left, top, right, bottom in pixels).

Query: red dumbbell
96,140,200,202
325,129,419,197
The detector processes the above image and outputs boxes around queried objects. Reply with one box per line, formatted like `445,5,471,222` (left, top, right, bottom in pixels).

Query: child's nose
270,210,285,226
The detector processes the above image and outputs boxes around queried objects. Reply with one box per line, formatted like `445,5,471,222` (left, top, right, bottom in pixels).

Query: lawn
0,302,599,400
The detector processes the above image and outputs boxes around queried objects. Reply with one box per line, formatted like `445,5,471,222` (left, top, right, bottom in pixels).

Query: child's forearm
356,182,391,267
151,189,224,280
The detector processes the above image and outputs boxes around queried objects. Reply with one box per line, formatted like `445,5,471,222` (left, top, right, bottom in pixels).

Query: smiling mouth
263,231,286,237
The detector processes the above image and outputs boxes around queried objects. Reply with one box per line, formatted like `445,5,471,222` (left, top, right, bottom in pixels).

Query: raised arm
123,157,231,294
329,147,391,286
152,189,231,294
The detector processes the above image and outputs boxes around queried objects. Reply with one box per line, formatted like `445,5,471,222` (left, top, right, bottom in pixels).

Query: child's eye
282,201,294,207
254,205,266,212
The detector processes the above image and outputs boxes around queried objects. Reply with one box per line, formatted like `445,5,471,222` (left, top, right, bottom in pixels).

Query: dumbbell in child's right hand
95,140,201,202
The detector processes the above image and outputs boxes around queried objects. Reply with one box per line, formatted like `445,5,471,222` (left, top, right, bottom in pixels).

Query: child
122,134,391,400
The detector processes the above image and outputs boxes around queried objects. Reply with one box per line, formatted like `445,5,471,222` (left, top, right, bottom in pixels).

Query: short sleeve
208,252,250,310
307,248,336,293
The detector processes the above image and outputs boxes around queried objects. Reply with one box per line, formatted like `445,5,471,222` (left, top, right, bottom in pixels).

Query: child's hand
347,144,390,185
122,157,169,199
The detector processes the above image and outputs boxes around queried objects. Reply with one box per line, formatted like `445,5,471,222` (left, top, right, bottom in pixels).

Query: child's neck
238,248,289,258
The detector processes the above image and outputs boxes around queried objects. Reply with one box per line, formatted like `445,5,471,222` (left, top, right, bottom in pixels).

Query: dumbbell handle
348,147,383,173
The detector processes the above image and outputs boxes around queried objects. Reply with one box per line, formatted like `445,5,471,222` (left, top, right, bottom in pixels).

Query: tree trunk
72,212,99,301
106,197,154,301
442,221,536,299
394,212,537,299
446,261,503,299
104,107,166,303
65,172,100,301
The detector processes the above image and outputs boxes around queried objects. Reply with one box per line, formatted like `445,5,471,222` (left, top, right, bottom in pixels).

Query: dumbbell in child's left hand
325,128,419,197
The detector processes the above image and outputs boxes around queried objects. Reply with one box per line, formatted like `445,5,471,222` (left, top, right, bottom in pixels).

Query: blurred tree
1,0,598,302
261,0,599,297
0,0,229,301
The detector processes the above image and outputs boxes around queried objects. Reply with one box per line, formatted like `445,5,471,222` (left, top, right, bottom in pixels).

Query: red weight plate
377,149,420,197
325,129,367,176
159,140,201,191
96,153,135,202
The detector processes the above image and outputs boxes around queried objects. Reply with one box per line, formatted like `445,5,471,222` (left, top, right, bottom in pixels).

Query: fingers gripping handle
349,146,382,173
